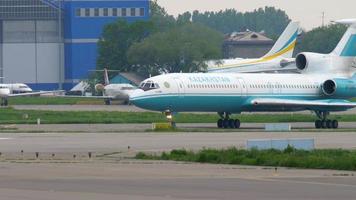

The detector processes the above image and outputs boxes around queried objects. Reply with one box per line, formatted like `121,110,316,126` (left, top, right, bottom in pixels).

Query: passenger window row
249,84,319,89
187,84,239,89
186,83,320,89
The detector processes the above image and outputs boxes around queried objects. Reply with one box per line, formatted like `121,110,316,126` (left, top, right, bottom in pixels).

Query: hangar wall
1,20,61,90
0,0,150,90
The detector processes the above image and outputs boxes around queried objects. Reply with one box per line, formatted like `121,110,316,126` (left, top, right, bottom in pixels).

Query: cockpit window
139,80,160,91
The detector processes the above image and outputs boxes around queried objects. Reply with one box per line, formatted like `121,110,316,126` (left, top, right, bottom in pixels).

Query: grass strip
9,97,103,105
1,107,356,124
136,147,356,171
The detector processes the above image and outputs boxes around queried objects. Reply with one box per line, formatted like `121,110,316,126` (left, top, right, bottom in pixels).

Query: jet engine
322,78,356,98
295,53,330,72
95,84,105,92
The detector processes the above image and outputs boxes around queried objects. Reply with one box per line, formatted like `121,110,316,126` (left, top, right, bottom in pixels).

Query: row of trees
296,24,347,54
96,0,348,79
97,0,223,77
96,1,294,78
178,7,290,39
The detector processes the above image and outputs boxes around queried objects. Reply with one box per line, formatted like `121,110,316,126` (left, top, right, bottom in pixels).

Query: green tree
191,7,290,38
96,20,155,73
149,0,175,31
127,23,223,74
297,24,347,54
96,0,174,76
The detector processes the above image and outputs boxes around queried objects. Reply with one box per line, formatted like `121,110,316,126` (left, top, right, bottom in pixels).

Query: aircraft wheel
4,99,8,106
223,119,229,129
104,99,111,105
217,119,223,128
315,120,322,129
326,120,333,129
321,120,328,129
332,120,339,129
228,119,235,129
234,119,241,129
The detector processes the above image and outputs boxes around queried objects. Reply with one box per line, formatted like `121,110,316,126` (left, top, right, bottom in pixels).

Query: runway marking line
0,138,12,140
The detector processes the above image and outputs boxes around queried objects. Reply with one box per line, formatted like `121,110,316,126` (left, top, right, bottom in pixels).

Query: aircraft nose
129,89,145,103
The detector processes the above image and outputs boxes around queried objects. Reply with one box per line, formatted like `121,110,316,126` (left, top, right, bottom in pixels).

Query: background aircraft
93,68,138,105
0,83,62,106
130,19,356,129
207,21,301,73
64,68,137,105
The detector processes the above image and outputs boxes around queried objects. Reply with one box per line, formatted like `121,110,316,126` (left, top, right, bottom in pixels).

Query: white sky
156,0,356,30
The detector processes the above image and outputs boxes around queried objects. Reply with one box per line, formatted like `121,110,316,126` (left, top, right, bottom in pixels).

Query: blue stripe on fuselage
131,93,321,113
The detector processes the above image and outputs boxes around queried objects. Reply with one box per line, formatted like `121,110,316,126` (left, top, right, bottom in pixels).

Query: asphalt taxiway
3,104,356,199
3,122,356,133
0,160,356,200
0,130,356,153
0,130,355,199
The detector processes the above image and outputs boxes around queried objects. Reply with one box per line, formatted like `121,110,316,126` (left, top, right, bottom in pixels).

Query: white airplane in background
0,81,61,106
130,19,356,130
84,68,137,105
207,21,301,73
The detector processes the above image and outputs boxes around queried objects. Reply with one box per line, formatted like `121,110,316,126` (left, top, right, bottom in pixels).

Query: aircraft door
238,79,247,96
174,77,185,98
273,82,282,94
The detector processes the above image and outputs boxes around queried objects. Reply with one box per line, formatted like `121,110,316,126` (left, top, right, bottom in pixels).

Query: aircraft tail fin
332,19,356,57
104,68,110,85
263,21,300,59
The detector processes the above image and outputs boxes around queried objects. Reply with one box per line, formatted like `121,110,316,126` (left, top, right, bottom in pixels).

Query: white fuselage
130,73,342,113
103,83,137,100
0,83,32,97
207,57,296,73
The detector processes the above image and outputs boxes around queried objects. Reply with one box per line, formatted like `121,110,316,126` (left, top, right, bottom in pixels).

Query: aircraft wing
56,95,115,99
250,98,356,110
8,90,64,97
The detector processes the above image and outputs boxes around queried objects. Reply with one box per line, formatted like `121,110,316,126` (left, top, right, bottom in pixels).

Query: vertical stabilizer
263,21,300,59
104,68,110,85
332,19,356,57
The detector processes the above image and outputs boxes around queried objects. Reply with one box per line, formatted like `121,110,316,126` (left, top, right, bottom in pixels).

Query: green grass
136,147,356,171
9,97,103,105
1,107,356,124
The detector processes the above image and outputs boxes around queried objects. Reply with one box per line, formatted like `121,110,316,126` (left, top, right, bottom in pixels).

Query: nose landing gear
217,112,240,129
314,111,338,129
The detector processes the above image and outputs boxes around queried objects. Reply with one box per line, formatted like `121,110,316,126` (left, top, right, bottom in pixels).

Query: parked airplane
207,21,300,73
0,83,61,106
74,68,137,105
130,19,356,129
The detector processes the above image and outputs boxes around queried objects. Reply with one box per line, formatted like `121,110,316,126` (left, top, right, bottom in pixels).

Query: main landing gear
104,99,111,105
0,98,8,106
217,112,240,129
314,111,338,129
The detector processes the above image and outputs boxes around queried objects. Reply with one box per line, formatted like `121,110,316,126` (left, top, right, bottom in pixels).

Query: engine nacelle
322,79,356,98
95,84,105,92
295,52,330,72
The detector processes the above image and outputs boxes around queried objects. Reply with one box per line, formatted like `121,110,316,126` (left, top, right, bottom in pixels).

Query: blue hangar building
0,0,150,90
